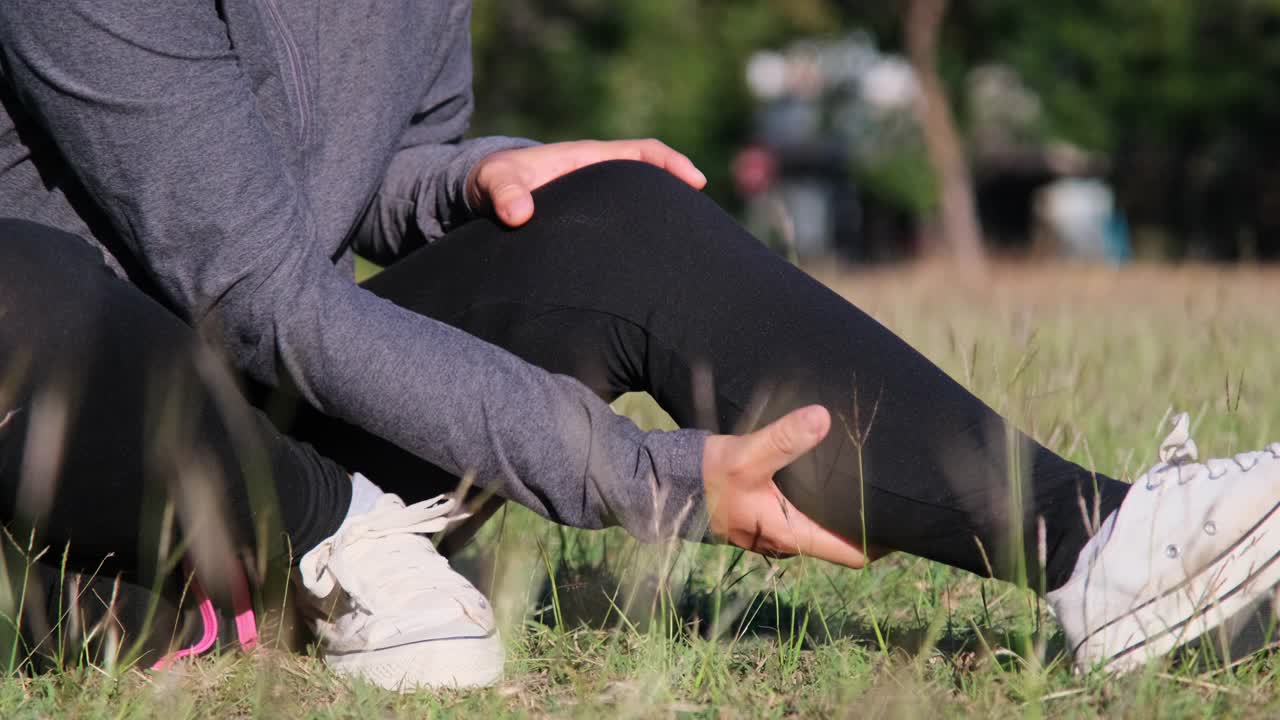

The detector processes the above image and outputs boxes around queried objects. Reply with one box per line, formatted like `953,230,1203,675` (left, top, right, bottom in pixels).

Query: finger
665,152,708,189
488,180,536,227
732,510,866,566
730,488,865,566
769,489,869,569
739,405,831,476
626,139,708,189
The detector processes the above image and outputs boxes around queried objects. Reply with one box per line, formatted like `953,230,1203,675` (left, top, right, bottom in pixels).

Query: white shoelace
1148,412,1271,489
1157,412,1198,465
301,494,479,618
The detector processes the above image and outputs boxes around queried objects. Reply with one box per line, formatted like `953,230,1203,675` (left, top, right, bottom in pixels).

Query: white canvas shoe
1048,413,1280,673
298,493,502,691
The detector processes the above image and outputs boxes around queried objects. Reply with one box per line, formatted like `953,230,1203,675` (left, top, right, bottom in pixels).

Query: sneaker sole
1174,585,1280,671
325,630,504,691
1078,499,1280,673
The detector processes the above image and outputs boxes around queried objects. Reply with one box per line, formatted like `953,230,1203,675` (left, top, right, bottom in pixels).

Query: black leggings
0,160,1128,597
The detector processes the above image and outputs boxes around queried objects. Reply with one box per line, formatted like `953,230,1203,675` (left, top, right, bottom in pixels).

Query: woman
2,1,1278,690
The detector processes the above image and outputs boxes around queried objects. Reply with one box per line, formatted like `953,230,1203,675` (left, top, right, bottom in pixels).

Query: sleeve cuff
642,427,714,543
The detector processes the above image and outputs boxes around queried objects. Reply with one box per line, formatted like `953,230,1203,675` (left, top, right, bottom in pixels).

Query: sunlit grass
4,261,1280,718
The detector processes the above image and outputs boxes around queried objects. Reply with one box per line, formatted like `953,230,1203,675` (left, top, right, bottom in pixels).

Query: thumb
488,180,536,227
741,405,831,476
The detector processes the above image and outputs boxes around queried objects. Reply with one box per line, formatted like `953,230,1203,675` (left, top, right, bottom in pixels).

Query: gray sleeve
0,1,708,541
348,11,538,264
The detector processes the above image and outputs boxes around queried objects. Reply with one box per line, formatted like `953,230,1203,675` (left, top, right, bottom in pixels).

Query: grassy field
5,261,1280,718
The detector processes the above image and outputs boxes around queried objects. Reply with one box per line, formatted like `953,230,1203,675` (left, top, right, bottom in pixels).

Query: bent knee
529,160,741,253
0,219,115,327
540,159,703,214
565,158,689,192
0,219,105,285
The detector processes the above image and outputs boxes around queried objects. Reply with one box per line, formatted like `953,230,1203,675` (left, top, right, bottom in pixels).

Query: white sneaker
298,492,503,691
1048,413,1280,673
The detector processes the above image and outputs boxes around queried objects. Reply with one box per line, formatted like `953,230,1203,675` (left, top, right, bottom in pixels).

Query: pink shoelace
151,564,258,670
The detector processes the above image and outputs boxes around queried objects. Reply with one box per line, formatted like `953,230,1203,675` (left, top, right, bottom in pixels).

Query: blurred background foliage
471,1,1280,260
471,1,855,196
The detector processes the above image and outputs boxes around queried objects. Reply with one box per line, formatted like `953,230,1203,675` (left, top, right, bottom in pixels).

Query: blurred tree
905,0,984,265
470,1,1280,259
470,0,840,204
949,0,1280,258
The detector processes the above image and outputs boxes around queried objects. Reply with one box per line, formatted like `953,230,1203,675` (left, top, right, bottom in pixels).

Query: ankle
344,472,384,523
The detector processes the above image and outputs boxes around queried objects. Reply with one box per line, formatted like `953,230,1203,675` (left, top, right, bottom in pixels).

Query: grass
5,260,1280,718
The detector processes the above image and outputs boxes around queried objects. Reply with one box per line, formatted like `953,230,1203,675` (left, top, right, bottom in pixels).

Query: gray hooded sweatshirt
0,0,706,541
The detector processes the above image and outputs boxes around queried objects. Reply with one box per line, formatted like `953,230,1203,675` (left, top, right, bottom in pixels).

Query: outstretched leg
310,160,1128,590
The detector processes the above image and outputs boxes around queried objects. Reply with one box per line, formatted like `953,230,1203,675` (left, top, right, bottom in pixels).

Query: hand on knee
466,141,706,228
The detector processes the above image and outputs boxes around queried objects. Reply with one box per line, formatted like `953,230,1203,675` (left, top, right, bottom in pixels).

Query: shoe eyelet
1204,521,1217,535
1165,544,1180,559
1146,467,1170,490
